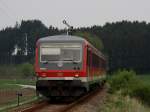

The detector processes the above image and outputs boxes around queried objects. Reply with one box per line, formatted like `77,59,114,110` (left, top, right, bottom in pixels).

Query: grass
0,63,35,79
0,64,37,111
0,63,36,89
137,75,150,85
0,96,38,112
0,79,37,111
100,93,150,112
0,79,36,89
105,70,150,112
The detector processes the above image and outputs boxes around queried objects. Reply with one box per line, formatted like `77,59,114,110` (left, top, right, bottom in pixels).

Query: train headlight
41,73,47,77
74,73,79,78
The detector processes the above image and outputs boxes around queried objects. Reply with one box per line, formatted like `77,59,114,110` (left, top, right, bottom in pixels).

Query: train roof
37,35,85,43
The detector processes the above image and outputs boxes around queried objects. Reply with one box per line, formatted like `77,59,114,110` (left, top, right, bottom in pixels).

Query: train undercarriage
36,80,89,100
36,79,106,101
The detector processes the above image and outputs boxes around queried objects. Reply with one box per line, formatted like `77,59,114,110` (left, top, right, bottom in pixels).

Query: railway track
17,85,107,112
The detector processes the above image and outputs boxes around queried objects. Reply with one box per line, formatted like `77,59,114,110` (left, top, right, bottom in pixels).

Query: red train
35,35,107,98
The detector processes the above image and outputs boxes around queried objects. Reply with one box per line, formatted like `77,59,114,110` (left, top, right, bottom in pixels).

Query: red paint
37,70,85,77
83,43,87,75
35,42,39,72
35,39,106,81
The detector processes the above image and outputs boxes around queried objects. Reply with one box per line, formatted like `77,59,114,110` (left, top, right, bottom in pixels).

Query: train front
35,35,87,98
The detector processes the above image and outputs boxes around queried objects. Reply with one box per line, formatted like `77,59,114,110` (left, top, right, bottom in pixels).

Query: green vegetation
0,96,37,111
74,32,104,50
0,63,36,89
0,79,35,89
20,63,35,78
137,75,150,86
101,70,150,112
0,63,36,111
101,93,150,112
0,93,37,112
0,63,35,79
108,70,150,105
108,70,139,95
0,82,20,90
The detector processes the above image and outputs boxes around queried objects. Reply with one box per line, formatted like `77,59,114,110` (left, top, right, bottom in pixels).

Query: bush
0,65,22,79
108,69,150,105
108,70,139,95
131,83,150,105
20,63,35,78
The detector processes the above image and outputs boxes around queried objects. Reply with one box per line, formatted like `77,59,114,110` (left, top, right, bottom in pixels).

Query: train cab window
40,43,82,63
41,47,61,61
61,48,80,61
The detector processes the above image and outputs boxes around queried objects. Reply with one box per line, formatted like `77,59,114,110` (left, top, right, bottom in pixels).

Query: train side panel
85,44,106,89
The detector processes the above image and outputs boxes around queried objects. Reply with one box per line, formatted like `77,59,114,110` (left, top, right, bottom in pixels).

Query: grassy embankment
0,63,36,89
0,79,36,89
100,71,150,112
138,75,150,86
0,63,37,111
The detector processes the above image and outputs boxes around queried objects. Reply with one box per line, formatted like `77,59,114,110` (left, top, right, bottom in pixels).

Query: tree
73,31,104,51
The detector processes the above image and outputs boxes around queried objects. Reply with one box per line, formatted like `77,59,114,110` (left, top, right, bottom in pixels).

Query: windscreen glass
40,43,82,62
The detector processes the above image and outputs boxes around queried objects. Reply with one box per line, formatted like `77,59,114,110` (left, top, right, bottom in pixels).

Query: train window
61,48,80,61
92,53,100,68
40,43,82,62
41,47,61,61
41,47,60,55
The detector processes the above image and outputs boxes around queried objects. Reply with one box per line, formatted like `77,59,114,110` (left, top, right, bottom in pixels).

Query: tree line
0,20,150,73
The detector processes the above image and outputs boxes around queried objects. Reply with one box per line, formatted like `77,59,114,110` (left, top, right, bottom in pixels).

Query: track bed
18,85,107,112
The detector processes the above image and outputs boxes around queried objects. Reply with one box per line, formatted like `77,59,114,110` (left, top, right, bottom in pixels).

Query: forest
0,20,150,73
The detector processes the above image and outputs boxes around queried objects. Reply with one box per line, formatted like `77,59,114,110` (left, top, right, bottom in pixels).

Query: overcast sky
0,0,150,29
